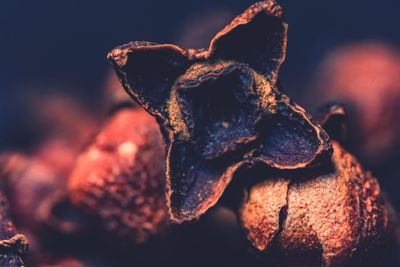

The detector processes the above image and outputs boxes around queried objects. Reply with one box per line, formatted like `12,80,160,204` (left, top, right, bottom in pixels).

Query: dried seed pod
68,108,167,244
108,0,332,223
35,192,89,236
0,153,65,231
0,95,99,228
0,152,91,265
0,191,28,267
240,142,394,266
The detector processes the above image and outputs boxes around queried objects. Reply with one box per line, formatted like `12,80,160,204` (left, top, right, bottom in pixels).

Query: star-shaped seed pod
108,0,332,223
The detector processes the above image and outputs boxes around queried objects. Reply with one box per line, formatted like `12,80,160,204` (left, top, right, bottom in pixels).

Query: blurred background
1,1,400,265
1,0,399,205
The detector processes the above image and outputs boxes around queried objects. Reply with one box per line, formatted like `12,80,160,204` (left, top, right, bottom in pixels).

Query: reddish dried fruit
309,42,400,164
0,153,65,231
0,150,92,266
0,191,28,267
240,142,394,266
0,96,99,221
68,108,167,243
34,138,80,179
108,0,332,222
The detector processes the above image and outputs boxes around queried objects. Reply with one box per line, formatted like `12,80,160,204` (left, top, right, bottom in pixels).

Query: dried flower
68,108,167,244
108,0,332,223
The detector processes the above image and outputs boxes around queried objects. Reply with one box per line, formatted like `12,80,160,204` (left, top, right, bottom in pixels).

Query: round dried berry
68,108,167,244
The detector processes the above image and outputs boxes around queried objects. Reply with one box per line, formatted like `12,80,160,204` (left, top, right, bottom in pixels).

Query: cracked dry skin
68,108,167,244
240,142,393,266
108,0,332,223
0,191,28,267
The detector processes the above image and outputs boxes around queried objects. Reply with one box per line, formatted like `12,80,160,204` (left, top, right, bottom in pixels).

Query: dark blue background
1,0,399,148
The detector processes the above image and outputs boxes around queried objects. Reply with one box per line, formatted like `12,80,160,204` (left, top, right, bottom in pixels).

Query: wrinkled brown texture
240,142,393,266
68,108,167,243
108,0,332,223
240,178,289,251
0,191,28,267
